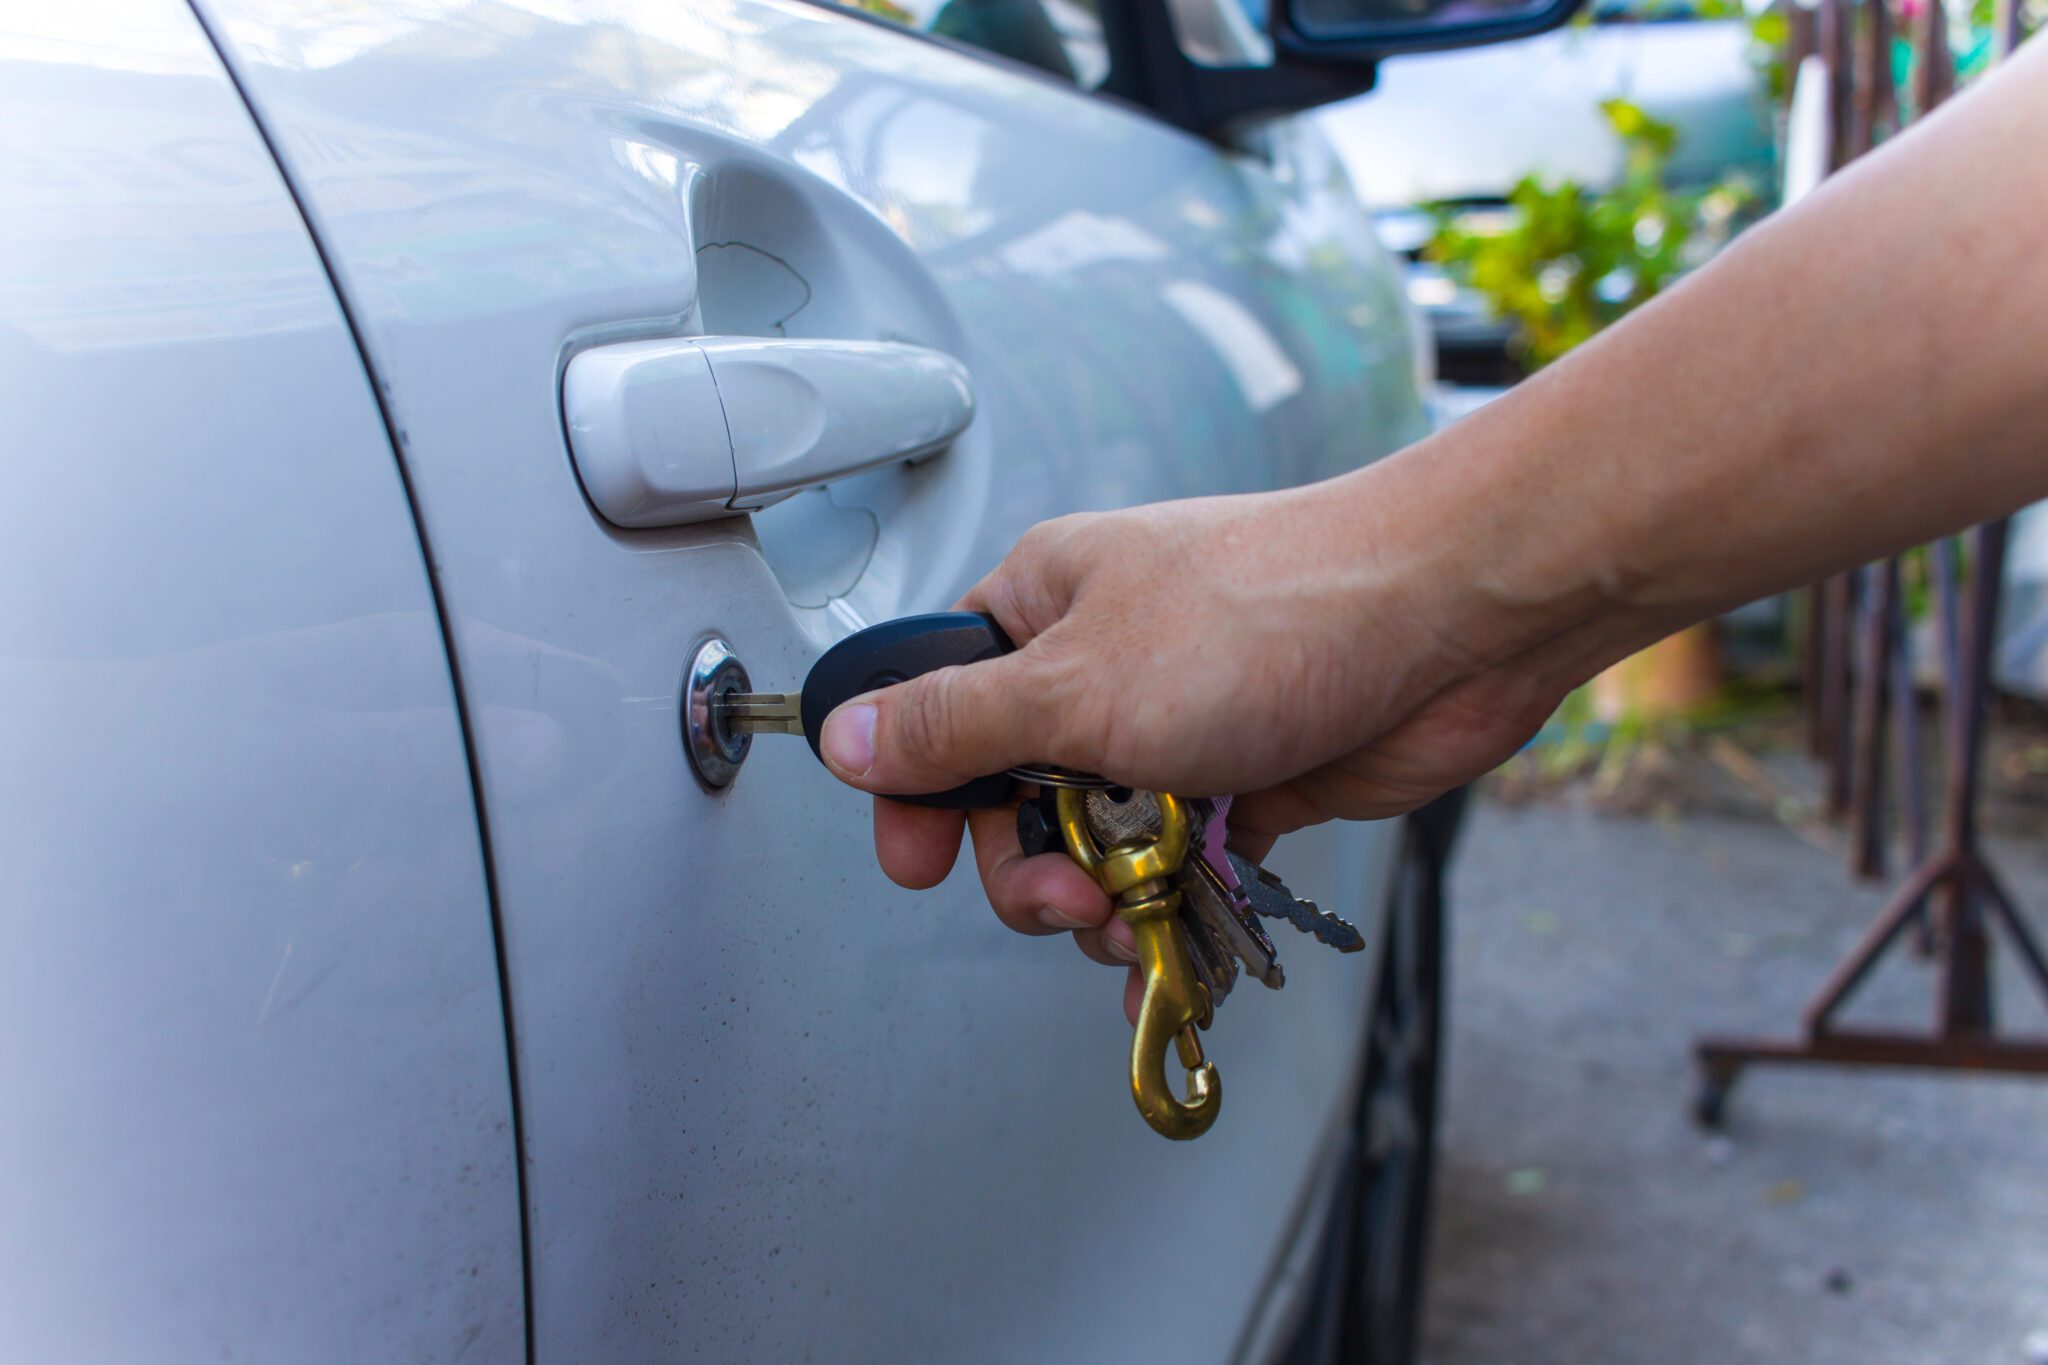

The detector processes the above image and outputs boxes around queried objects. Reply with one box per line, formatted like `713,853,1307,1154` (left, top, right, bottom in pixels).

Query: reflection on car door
201,1,1427,1358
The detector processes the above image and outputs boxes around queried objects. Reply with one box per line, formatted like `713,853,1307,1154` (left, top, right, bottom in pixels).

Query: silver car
1,0,1573,1360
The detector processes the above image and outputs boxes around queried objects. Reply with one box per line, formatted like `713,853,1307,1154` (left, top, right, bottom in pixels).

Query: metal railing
1692,0,2048,1124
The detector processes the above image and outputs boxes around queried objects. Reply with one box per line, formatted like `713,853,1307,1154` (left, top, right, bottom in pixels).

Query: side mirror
1273,0,1587,59
1113,0,1588,137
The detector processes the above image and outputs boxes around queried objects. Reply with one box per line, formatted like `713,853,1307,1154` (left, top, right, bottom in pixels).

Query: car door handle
563,336,974,528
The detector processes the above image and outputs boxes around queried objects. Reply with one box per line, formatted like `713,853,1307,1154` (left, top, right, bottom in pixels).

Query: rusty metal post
1849,562,1893,880
1699,524,2048,1124
1819,0,1855,161
1787,0,1819,73
1936,523,2005,1031
1885,558,1926,867
1859,0,1897,147
1993,0,2023,56
1913,0,1953,114
1885,556,1932,953
1802,584,1828,756
1691,16,2048,1126
1848,0,1881,156
1820,571,1856,817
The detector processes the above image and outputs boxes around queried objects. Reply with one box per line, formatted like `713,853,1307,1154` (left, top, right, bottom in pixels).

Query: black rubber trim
1104,0,1379,135
1275,0,1587,60
1275,786,1466,1365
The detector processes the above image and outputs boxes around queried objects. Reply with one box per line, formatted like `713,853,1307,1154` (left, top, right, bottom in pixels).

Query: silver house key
1079,790,1287,1001
1226,851,1366,954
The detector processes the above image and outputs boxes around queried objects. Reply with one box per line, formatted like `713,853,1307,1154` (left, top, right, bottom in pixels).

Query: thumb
818,653,1055,796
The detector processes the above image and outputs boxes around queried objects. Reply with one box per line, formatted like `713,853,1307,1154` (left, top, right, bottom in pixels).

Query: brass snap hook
1056,789,1223,1141
1119,886,1222,1140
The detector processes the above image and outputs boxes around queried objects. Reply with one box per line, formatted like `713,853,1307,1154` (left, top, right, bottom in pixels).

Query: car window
817,0,1111,88
1168,0,1274,66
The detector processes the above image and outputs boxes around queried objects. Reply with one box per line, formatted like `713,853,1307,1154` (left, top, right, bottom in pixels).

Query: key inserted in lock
686,613,1355,1143
699,611,1053,807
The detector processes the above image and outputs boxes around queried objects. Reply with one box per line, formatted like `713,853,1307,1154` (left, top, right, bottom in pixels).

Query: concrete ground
1422,777,2048,1364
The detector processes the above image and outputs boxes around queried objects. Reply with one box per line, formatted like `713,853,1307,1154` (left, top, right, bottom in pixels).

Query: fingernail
1036,903,1090,931
821,703,876,777
1104,937,1138,964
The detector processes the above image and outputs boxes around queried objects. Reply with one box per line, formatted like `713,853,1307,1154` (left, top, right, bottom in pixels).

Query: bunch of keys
710,612,1364,1141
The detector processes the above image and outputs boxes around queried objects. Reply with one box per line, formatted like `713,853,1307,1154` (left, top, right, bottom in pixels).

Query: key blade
1179,906,1240,1007
1183,856,1285,990
715,690,804,736
1226,852,1366,954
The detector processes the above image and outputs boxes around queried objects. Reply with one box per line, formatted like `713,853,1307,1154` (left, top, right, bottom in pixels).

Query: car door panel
0,4,522,1357
200,3,1426,1358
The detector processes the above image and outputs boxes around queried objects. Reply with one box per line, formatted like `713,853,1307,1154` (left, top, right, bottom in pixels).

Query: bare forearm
841,36,2048,898
1367,35,2048,685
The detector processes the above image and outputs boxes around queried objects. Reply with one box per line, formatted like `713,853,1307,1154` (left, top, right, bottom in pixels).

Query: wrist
1333,402,1677,694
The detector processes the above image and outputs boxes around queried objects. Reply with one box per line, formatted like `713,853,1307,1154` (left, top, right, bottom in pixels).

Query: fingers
875,789,1135,1023
871,795,1116,939
819,650,1060,797
956,515,1089,645
1221,825,1279,865
1224,785,1320,849
1083,925,1146,1025
1072,917,1137,965
872,799,964,890
967,805,1110,937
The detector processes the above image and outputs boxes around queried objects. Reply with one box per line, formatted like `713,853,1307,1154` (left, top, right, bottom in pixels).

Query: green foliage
1424,101,1756,369
1747,5,1793,102
844,0,916,21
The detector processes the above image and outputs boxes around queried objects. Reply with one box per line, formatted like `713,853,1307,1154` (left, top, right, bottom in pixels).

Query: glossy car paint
201,3,1429,1359
0,5,521,1359
5,0,1434,1356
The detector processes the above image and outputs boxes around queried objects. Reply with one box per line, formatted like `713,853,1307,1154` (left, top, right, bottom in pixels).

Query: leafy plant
1747,4,1794,102
844,0,915,21
1424,100,1756,369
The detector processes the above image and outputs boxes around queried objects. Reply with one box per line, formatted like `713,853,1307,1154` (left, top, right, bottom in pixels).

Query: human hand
825,37,2048,1015
816,454,1612,1017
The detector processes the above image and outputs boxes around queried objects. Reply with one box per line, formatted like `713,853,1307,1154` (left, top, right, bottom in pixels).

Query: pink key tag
1200,795,1247,896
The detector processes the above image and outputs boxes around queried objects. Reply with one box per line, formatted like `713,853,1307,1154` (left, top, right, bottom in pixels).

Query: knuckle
1012,649,1083,737
1010,517,1064,562
889,670,961,773
1038,668,1119,773
995,518,1096,631
1023,510,1097,551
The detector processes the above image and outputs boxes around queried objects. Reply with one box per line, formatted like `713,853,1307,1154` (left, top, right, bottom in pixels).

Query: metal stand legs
1694,522,2048,1126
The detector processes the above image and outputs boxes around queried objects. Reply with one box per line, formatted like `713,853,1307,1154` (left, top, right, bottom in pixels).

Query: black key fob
800,611,1017,809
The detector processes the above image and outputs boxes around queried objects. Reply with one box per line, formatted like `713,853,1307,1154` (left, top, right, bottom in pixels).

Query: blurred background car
1321,0,1776,383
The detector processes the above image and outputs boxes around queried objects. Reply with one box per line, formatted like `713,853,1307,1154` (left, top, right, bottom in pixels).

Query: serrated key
1226,851,1365,953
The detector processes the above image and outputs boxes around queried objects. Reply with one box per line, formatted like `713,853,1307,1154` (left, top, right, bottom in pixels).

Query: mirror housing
1274,0,1588,60
1110,0,1588,138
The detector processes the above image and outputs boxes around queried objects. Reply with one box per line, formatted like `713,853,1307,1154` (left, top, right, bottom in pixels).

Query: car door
198,2,1429,1359
2,5,521,1358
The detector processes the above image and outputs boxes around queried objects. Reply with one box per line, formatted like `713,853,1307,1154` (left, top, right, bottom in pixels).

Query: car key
1227,851,1365,953
715,611,1029,809
715,613,1343,1143
1094,786,1361,960
1079,789,1283,1002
